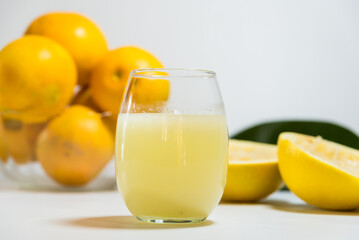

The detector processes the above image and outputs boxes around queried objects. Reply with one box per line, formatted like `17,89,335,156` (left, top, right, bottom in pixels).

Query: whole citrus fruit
222,140,282,202
25,12,108,86
1,117,46,164
278,132,359,210
0,35,76,123
90,46,168,113
37,105,114,186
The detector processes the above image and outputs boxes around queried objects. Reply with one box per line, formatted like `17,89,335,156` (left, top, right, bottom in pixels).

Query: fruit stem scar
114,70,123,81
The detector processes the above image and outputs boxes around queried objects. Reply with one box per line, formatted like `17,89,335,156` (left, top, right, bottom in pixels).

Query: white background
0,0,358,135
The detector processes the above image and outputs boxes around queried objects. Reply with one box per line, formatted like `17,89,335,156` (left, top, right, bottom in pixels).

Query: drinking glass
115,68,228,223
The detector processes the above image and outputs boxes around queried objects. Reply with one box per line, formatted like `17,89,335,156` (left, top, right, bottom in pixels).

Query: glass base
136,216,206,224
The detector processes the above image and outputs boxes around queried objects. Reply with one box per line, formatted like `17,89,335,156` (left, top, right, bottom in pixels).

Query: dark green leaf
231,120,359,149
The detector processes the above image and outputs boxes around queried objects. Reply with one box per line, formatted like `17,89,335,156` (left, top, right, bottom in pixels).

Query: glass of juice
116,68,228,223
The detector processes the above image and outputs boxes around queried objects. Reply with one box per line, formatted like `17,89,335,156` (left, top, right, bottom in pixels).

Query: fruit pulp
116,113,228,222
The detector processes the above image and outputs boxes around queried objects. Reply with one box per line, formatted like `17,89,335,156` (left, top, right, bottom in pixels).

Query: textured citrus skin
90,46,167,113
1,118,46,164
0,35,76,123
26,12,108,86
222,161,282,202
37,106,114,186
278,132,359,210
222,140,282,202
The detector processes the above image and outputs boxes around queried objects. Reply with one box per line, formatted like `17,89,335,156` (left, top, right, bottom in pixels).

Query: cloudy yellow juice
116,113,228,222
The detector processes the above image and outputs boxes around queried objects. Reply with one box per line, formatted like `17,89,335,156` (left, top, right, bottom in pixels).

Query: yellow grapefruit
26,12,108,86
37,105,114,186
222,140,282,202
278,132,359,210
90,46,168,113
0,35,76,123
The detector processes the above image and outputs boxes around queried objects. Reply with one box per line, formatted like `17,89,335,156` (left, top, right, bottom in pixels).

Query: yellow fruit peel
278,132,359,210
0,35,77,123
25,12,108,86
37,105,114,186
90,46,166,113
222,140,282,202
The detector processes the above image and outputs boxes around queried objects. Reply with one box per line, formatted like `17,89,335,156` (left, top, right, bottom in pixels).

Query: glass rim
131,68,216,79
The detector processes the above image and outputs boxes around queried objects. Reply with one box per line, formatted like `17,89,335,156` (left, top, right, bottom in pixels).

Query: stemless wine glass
115,68,228,223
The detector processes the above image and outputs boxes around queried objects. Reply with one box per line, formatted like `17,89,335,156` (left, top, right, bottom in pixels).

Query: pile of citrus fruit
0,12,168,187
224,133,359,211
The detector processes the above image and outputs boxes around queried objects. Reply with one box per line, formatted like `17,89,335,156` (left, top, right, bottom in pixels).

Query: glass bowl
0,113,117,191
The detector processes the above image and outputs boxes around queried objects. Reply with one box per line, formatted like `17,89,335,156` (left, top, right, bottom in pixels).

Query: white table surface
1,189,359,240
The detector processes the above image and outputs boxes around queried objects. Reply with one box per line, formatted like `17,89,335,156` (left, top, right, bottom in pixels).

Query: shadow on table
270,203,359,216
220,198,359,216
220,199,289,206
61,215,214,229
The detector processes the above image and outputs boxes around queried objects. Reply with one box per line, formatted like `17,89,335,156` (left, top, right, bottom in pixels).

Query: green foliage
231,120,359,149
